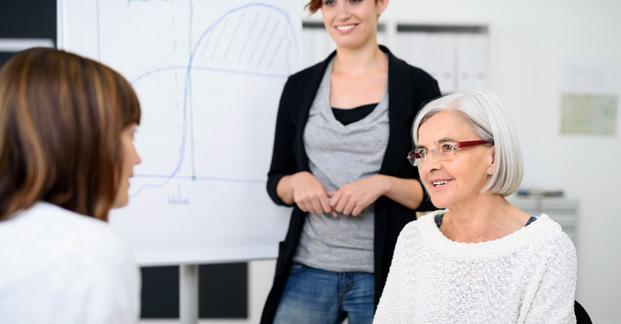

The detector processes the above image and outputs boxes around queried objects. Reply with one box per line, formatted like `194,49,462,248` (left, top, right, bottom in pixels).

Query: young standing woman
0,48,142,323
261,0,441,323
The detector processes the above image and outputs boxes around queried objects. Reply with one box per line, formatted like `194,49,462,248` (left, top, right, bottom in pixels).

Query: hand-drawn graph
130,3,298,189
59,0,300,264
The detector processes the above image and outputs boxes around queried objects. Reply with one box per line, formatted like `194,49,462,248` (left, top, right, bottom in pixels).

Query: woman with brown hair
261,0,440,323
0,48,142,323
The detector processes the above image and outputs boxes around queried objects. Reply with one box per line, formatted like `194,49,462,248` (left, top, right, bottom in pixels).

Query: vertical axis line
188,0,197,180
96,0,101,60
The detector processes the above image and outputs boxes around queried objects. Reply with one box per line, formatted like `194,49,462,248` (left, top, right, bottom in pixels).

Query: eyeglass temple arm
456,140,494,148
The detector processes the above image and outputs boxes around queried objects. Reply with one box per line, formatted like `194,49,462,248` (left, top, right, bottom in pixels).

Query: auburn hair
0,48,141,221
305,0,378,14
305,0,323,13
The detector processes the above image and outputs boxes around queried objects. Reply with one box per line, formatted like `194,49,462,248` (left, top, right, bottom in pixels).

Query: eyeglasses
407,140,494,166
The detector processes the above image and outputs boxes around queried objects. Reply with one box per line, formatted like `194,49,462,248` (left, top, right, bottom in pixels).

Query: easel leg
180,264,199,324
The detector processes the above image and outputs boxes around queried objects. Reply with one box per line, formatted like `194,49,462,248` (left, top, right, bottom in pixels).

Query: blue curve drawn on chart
126,2,299,196
132,65,288,85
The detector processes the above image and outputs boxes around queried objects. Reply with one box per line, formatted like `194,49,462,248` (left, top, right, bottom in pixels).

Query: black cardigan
260,46,441,323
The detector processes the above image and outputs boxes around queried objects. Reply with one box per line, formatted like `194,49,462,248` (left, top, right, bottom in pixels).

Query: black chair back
575,300,592,324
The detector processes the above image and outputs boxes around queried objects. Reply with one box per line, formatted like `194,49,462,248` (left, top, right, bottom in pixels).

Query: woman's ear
486,146,496,176
376,0,389,16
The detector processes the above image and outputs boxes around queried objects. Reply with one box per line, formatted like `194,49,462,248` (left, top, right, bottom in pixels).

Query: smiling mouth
431,180,452,188
335,24,357,32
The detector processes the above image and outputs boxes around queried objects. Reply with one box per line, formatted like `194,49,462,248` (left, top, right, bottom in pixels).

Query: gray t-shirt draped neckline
294,58,390,273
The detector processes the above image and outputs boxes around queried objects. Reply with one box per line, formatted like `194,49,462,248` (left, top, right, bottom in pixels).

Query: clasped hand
291,172,388,217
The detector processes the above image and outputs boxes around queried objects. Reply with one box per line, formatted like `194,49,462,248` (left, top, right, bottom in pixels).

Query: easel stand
180,264,199,324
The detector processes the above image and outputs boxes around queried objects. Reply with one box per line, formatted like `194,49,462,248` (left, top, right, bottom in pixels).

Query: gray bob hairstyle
412,90,523,196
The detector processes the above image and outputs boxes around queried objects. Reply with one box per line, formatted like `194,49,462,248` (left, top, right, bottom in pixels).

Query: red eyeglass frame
407,140,494,165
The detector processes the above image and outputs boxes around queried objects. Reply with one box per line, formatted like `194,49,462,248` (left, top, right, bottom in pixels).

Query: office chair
575,300,592,324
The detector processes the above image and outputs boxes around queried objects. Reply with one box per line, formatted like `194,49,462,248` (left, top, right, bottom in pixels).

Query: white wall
145,1,620,323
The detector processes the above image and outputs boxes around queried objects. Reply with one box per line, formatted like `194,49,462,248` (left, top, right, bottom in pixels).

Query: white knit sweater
374,211,577,324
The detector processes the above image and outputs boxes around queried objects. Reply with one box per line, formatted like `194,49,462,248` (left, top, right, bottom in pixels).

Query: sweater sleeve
373,223,413,323
523,236,577,324
266,76,298,206
79,229,141,324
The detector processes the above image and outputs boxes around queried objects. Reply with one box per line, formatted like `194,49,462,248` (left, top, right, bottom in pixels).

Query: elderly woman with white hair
374,91,577,323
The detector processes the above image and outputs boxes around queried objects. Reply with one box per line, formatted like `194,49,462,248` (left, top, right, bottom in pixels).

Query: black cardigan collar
297,46,413,175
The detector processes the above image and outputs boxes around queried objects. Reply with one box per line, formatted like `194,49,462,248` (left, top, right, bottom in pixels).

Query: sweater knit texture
374,210,577,324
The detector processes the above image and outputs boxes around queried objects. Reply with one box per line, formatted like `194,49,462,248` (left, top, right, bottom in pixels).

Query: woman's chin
112,194,129,209
429,197,450,209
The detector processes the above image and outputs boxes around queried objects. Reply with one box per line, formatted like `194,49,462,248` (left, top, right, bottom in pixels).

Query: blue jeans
273,263,375,324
